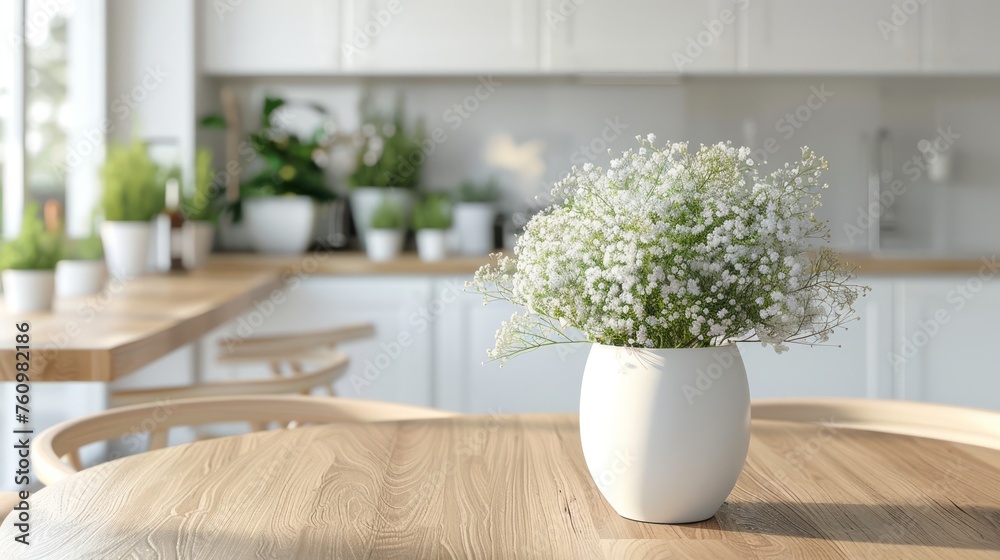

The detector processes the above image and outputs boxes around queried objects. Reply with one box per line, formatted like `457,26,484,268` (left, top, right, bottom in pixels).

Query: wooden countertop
210,251,494,276
842,253,999,276
0,266,285,382
4,414,998,558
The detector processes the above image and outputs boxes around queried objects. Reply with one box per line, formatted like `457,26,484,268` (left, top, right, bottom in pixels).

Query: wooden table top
2,415,998,559
0,266,284,382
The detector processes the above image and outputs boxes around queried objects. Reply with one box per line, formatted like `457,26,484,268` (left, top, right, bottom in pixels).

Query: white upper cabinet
925,0,1000,72
342,0,539,73
544,0,738,73
743,0,920,73
202,0,340,74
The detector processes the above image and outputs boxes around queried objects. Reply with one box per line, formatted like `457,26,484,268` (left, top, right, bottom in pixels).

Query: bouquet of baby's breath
470,136,867,364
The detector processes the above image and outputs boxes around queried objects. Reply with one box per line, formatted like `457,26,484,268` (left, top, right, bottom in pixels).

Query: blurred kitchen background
2,0,999,417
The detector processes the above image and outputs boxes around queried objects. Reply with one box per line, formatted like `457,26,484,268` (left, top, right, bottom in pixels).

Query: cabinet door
202,0,340,74
895,277,1000,411
434,279,589,413
744,0,919,73
738,279,894,399
207,277,436,407
342,0,539,72
545,0,738,73
925,0,1000,72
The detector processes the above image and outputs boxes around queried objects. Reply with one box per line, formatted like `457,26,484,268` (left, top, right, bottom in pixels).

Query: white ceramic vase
243,196,316,254
579,343,750,524
452,202,495,256
366,229,404,262
182,221,215,270
2,270,56,313
350,187,413,247
416,229,448,262
100,221,152,279
55,260,107,298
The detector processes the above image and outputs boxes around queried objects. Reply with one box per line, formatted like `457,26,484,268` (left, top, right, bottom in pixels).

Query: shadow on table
714,501,1000,551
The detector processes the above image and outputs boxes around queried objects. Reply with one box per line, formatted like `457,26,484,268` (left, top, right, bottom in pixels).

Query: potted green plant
412,194,451,262
365,198,406,262
56,233,105,297
0,204,62,312
348,95,425,247
238,96,336,254
182,149,219,269
100,140,164,278
452,178,500,256
470,138,867,524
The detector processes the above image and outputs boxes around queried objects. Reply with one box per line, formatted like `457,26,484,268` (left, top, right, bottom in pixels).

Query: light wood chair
109,323,376,406
33,394,456,487
111,349,352,407
752,398,1000,451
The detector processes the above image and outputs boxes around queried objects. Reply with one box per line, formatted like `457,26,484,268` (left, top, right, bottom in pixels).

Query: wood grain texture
2,416,998,559
209,251,497,276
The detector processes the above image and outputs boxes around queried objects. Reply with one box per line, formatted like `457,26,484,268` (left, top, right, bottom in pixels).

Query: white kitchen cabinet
204,276,436,406
434,280,589,413
739,279,894,400
924,0,1000,73
201,0,340,74
894,276,1000,411
342,0,539,73
543,0,738,73
743,0,920,73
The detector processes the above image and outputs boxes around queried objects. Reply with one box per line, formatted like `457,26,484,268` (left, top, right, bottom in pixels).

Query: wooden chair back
752,398,1000,450
34,394,456,486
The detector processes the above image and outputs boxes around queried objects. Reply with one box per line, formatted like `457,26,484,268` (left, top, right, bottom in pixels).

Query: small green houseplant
182,149,219,269
0,204,62,312
205,96,335,254
365,198,406,262
57,233,107,297
413,194,451,262
348,94,426,246
452,178,500,256
99,140,164,278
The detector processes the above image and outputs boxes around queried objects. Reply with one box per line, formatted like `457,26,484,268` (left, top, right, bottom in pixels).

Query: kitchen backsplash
200,75,1000,253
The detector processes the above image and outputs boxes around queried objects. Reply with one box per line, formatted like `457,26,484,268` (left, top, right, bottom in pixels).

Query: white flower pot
579,343,750,524
416,229,448,262
243,196,316,254
182,221,215,270
55,260,107,298
2,270,56,313
350,187,413,247
100,221,152,279
452,202,495,256
365,229,404,262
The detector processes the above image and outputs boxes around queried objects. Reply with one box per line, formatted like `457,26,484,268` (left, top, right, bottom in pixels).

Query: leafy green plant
0,204,63,270
369,198,406,230
348,94,426,189
64,235,103,260
100,140,165,221
412,194,451,230
185,149,221,222
455,178,501,203
241,96,335,202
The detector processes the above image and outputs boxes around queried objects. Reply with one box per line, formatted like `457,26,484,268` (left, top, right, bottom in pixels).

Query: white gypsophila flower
469,137,867,365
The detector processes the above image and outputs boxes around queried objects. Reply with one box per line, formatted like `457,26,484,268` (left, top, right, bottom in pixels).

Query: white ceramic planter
55,260,107,298
243,196,316,254
182,221,215,270
579,343,750,524
416,229,448,262
365,229,404,262
2,270,56,313
452,202,495,256
100,221,152,279
350,187,413,247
